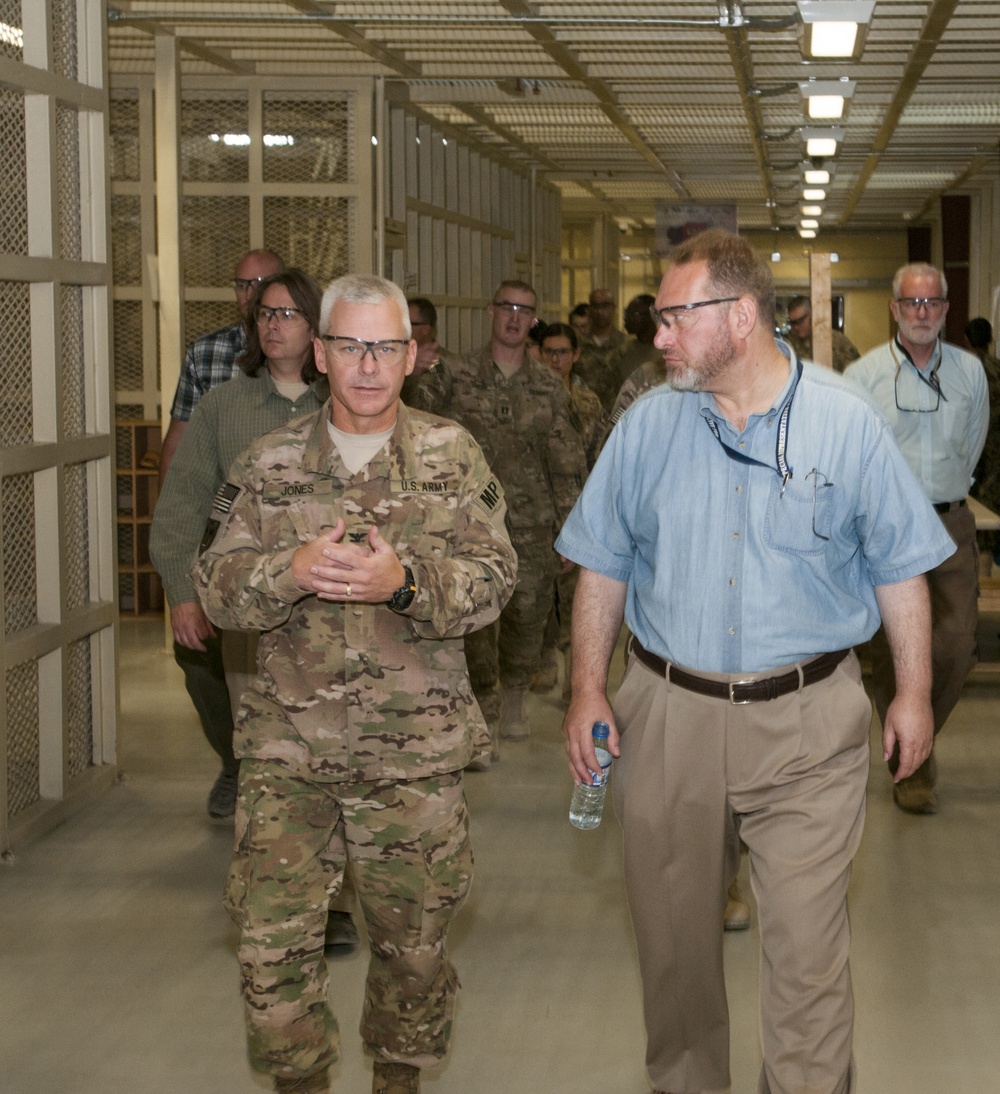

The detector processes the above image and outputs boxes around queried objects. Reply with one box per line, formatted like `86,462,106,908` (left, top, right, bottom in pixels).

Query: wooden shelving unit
115,420,163,615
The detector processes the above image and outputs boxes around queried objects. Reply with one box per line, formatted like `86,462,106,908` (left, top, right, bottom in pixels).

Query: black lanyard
892,336,947,401
703,359,801,490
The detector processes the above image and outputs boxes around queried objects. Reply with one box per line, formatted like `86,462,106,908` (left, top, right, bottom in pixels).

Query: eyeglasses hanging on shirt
892,336,947,413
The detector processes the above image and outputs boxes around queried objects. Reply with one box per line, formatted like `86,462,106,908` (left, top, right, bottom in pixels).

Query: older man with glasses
559,230,953,1094
194,274,517,1094
845,262,988,814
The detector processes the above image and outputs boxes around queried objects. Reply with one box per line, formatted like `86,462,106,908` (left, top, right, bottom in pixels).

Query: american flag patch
212,481,241,514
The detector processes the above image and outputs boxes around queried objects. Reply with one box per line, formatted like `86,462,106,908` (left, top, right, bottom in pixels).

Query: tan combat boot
274,1067,330,1092
372,1060,420,1094
499,685,530,739
530,646,559,692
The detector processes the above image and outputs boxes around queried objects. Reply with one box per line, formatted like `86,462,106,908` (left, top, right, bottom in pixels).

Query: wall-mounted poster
655,204,738,256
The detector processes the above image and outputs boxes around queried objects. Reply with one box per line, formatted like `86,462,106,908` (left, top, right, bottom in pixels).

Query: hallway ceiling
106,1,1000,236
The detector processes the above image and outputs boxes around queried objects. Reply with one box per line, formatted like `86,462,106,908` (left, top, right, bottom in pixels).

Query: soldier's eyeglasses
234,277,266,294
319,335,410,365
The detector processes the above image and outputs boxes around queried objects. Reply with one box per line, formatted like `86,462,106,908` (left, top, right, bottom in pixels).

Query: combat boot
530,646,558,692
372,1060,420,1094
274,1066,330,1092
499,685,530,739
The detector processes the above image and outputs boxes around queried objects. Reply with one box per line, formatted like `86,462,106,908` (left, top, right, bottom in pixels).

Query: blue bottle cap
592,721,610,739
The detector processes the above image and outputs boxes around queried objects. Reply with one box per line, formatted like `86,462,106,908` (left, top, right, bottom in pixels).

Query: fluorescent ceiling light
799,229,818,239
801,205,823,216
800,219,820,229
804,169,831,184
806,138,838,157
798,1,874,60
803,189,827,200
799,79,856,120
830,253,840,262
771,252,782,262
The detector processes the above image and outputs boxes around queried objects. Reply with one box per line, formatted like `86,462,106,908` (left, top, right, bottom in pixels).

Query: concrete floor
1,617,999,1093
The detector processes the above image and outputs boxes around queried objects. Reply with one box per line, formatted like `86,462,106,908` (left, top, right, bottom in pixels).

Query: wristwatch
388,566,417,612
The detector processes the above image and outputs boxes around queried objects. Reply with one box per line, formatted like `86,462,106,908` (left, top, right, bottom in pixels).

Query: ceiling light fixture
801,205,823,216
804,168,831,184
797,1,874,60
799,229,818,239
799,78,857,120
803,189,827,200
800,219,820,229
803,127,844,158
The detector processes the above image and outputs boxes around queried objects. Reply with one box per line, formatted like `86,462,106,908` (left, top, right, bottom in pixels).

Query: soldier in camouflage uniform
408,281,587,744
785,295,861,373
576,287,632,412
533,323,607,697
193,274,517,1094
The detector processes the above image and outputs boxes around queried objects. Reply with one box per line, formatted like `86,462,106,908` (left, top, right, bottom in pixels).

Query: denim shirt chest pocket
763,476,833,555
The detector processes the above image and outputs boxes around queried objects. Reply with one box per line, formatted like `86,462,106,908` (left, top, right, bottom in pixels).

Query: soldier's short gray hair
319,274,411,337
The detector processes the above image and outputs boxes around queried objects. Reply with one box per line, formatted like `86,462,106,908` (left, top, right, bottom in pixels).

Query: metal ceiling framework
105,1,1000,238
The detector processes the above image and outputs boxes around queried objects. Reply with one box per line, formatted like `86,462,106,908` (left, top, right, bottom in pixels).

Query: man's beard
664,325,736,393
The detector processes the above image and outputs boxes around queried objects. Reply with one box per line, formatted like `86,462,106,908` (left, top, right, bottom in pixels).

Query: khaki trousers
611,651,872,1094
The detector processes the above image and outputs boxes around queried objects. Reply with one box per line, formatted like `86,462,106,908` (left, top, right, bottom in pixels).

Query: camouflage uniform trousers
225,761,473,1084
541,564,580,656
463,539,557,695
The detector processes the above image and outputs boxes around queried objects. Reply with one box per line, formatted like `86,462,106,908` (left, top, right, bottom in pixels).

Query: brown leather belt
630,640,850,705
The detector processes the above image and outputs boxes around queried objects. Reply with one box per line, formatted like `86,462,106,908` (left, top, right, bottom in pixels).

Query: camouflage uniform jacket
608,357,668,429
193,401,518,783
567,376,607,472
576,328,631,412
432,347,587,552
786,329,861,374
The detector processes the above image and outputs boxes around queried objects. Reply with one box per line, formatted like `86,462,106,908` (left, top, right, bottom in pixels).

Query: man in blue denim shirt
557,230,954,1094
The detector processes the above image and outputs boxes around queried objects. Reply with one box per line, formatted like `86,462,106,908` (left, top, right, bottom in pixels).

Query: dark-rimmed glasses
492,301,536,317
895,297,946,315
319,335,410,365
650,297,739,332
805,468,834,542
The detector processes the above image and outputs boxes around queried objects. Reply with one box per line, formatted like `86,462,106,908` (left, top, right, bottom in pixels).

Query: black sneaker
207,770,239,818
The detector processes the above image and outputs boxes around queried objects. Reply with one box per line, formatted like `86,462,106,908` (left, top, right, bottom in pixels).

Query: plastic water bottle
569,721,613,830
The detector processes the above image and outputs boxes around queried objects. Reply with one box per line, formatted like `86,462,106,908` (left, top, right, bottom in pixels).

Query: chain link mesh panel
2,473,38,635
113,299,143,393
182,196,250,287
61,285,86,438
115,403,143,421
0,281,32,447
5,659,40,816
50,0,78,81
262,94,352,185
264,196,352,284
0,0,23,62
111,194,142,286
56,104,82,261
184,301,237,351
63,462,90,612
181,93,249,182
109,92,140,182
66,636,94,777
0,87,27,256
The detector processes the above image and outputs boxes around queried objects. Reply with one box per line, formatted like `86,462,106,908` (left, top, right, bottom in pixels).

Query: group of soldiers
148,241,994,1094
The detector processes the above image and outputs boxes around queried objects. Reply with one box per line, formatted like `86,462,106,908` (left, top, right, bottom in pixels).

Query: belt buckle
728,678,754,705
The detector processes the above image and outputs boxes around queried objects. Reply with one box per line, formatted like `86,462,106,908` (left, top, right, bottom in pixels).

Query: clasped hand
291,518,406,603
